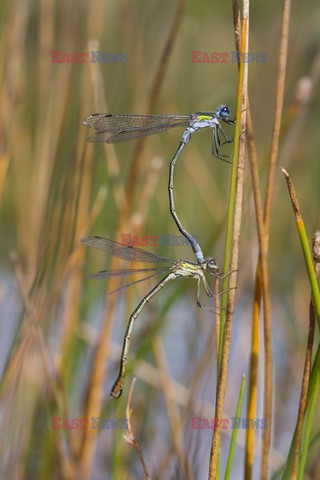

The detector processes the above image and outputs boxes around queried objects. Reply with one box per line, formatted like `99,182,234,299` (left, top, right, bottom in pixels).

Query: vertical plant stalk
264,0,291,240
231,4,261,473
297,373,320,480
246,105,273,480
243,1,291,478
297,243,320,480
231,1,271,475
208,6,248,478
281,170,320,327
245,262,261,479
224,374,246,479
244,115,265,478
79,3,187,478
289,301,315,480
123,378,151,480
245,47,320,475
261,0,291,473
245,48,320,476
281,173,320,479
218,9,248,369
261,4,292,474
215,276,221,360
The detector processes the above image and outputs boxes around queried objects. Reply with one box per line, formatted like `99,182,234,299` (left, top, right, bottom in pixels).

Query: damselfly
83,105,234,265
81,235,221,398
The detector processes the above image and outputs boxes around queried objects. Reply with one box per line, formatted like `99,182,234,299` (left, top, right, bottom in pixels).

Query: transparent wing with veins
81,236,175,264
83,114,190,143
81,236,175,295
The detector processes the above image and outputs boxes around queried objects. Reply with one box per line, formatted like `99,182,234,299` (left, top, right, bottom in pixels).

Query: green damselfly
83,105,234,265
81,235,222,398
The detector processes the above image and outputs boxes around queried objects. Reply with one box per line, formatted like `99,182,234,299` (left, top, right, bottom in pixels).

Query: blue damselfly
83,105,234,264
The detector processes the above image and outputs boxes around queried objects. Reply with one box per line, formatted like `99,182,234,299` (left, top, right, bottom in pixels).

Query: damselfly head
216,105,235,126
202,257,219,274
216,105,230,119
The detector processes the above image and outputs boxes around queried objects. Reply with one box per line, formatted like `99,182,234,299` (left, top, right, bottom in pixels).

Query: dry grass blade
281,173,320,479
230,5,266,474
259,1,292,477
289,300,315,480
231,1,272,476
208,4,249,477
123,378,151,480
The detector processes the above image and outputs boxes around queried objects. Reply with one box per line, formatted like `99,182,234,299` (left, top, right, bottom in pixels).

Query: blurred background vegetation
0,0,319,478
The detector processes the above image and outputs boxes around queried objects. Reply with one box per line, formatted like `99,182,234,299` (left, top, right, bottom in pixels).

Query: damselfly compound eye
205,258,218,272
219,106,230,118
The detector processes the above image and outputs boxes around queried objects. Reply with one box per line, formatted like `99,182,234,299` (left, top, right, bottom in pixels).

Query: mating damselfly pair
82,104,235,397
83,105,234,264
81,236,225,398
